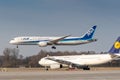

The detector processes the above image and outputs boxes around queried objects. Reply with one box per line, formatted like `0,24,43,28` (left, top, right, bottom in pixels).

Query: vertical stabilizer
108,37,120,54
81,26,97,39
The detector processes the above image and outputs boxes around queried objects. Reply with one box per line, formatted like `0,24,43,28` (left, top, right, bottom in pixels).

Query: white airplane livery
9,26,97,49
39,37,120,70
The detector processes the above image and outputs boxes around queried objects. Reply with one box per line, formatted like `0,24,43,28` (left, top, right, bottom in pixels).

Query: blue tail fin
108,37,120,54
81,25,97,39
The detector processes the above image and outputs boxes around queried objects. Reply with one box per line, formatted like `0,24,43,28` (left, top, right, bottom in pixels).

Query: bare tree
2,48,20,67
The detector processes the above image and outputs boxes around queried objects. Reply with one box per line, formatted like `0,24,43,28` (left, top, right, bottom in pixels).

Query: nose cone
38,60,41,64
38,60,43,65
9,40,16,44
38,59,43,64
38,58,46,66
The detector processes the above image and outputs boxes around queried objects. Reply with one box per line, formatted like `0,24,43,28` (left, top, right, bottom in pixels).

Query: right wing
48,35,71,44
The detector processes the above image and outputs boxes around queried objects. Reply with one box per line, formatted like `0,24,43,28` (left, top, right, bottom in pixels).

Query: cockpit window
12,38,15,40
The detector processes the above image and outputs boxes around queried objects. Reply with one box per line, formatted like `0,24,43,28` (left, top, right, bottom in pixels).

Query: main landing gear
83,66,90,70
45,66,49,71
51,46,56,49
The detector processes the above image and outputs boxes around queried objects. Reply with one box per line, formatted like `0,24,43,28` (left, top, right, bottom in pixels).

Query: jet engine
50,64,62,69
38,42,47,47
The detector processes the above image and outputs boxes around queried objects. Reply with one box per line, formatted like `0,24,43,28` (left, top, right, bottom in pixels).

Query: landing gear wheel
16,45,18,48
52,46,56,49
45,66,49,71
46,68,48,71
83,66,90,70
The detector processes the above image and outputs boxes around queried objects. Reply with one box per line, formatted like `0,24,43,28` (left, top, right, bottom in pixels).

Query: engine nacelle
38,42,47,47
50,64,62,69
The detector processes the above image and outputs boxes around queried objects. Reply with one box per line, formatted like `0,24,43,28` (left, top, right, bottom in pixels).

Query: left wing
46,57,84,68
48,35,71,44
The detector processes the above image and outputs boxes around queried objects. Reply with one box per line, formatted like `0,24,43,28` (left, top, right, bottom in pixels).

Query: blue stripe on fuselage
20,37,90,44
61,37,91,41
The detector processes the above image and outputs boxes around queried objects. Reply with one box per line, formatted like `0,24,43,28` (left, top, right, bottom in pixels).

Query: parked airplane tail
108,37,120,54
81,25,97,40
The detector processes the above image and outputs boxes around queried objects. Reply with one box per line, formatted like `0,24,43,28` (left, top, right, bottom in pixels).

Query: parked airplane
9,26,97,49
39,37,120,70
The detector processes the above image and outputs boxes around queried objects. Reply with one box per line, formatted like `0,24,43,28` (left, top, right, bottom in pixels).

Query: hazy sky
0,0,119,57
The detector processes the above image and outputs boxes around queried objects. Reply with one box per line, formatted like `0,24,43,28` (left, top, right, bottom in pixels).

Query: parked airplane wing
110,54,120,60
112,58,120,60
48,35,71,44
46,57,82,68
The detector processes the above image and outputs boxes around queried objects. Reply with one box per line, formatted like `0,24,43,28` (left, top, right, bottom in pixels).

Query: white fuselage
39,54,113,67
9,26,97,48
9,36,96,46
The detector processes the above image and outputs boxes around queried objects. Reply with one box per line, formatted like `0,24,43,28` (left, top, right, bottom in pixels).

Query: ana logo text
87,28,94,36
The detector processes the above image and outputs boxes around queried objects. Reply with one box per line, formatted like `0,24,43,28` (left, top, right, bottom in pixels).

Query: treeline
0,48,120,68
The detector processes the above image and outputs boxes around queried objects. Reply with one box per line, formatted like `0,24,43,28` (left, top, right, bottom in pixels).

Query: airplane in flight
9,26,97,49
39,37,120,70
